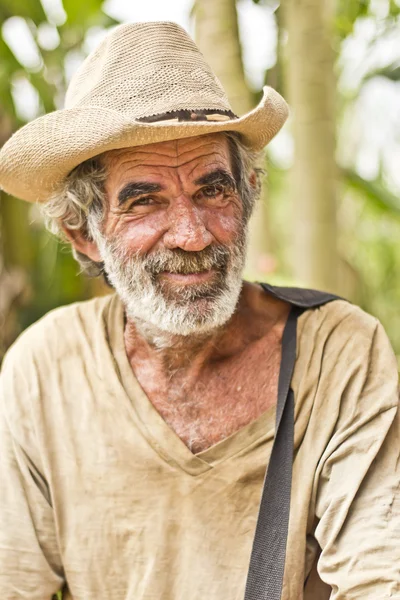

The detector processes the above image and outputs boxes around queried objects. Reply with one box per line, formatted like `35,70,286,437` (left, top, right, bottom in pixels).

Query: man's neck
126,321,219,374
123,282,289,378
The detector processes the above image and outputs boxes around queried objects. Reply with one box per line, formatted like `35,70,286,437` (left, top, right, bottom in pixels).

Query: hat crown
65,22,232,119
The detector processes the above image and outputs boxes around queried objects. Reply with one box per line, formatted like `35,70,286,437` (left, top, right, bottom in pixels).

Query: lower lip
160,270,215,284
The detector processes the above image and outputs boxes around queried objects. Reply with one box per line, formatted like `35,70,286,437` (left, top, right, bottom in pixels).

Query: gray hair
42,132,263,277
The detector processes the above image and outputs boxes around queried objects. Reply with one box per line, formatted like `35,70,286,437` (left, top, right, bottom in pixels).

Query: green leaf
0,32,22,72
343,168,400,215
335,0,370,38
389,0,400,17
364,63,400,82
62,0,105,24
0,36,25,121
0,0,46,24
29,71,57,113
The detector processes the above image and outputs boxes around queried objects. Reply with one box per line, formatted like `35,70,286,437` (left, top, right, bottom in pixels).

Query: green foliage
335,0,400,38
389,0,400,18
336,0,369,37
0,0,47,23
340,184,400,356
364,63,400,82
0,36,20,119
343,168,400,215
0,1,119,357
63,0,103,23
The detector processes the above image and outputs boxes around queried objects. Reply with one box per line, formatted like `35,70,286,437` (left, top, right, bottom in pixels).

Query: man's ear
62,226,102,262
249,170,258,189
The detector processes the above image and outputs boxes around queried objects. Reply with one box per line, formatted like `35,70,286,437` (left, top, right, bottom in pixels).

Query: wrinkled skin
67,134,290,453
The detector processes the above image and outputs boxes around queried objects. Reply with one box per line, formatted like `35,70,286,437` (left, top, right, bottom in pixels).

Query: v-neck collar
102,294,276,477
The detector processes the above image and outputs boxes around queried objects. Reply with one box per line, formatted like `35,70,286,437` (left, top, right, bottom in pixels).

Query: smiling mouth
160,270,215,284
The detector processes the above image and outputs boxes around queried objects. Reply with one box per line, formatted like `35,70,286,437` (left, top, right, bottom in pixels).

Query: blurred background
1,0,400,362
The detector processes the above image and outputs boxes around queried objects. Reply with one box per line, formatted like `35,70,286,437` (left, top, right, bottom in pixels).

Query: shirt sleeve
313,320,400,600
0,351,65,599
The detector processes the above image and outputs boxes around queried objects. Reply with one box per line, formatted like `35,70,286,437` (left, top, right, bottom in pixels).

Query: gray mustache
143,246,230,275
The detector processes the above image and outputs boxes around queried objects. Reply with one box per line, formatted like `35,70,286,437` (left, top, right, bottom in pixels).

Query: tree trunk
282,0,339,292
194,0,272,277
194,0,252,115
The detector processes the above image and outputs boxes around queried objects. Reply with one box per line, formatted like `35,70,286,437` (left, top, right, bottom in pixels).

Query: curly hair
42,132,263,276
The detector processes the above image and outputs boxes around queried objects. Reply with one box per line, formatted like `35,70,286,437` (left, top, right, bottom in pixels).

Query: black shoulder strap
260,282,340,308
243,284,341,600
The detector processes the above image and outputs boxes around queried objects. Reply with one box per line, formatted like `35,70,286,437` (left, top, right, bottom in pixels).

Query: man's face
92,133,249,336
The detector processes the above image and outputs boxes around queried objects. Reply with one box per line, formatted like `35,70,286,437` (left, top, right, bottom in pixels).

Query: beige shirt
0,293,399,600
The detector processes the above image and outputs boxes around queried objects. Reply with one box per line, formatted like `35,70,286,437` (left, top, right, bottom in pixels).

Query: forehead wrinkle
175,136,228,158
175,132,226,149
171,140,232,173
173,138,179,162
105,135,230,170
104,146,181,170
185,155,232,181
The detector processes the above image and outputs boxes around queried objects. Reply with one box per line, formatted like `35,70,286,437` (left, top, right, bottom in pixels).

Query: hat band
137,108,238,124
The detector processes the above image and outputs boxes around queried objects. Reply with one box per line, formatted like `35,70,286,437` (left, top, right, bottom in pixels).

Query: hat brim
0,86,288,203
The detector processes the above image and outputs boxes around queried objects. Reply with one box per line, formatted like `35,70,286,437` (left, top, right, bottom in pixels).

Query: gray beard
93,228,248,338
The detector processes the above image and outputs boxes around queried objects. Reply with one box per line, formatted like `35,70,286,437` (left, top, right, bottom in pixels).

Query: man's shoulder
304,296,378,331
299,296,391,366
262,283,380,343
2,293,116,372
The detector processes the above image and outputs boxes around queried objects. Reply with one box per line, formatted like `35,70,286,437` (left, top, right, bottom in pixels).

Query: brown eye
124,196,158,211
132,196,154,206
201,185,224,198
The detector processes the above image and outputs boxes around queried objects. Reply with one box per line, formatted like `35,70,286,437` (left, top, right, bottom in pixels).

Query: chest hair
134,336,282,454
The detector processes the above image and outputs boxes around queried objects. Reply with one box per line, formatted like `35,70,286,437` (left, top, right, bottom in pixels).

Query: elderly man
0,21,399,600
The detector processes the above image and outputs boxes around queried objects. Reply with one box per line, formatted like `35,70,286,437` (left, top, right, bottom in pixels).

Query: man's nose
163,196,213,251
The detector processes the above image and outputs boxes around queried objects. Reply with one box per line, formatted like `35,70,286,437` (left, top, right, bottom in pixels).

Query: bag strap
243,305,301,600
244,285,342,600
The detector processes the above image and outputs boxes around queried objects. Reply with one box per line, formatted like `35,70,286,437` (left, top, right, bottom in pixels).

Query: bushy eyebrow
117,169,236,206
118,182,163,206
194,169,236,190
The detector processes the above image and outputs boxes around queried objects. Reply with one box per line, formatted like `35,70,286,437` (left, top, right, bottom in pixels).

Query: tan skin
66,134,290,453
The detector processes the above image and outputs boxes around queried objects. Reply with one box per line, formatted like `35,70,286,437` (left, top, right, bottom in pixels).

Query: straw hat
0,21,289,203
